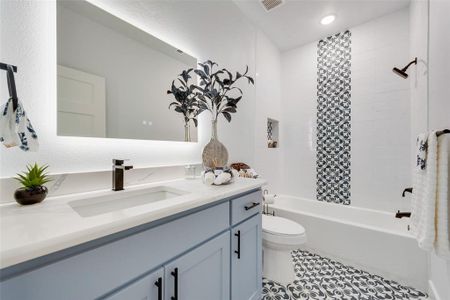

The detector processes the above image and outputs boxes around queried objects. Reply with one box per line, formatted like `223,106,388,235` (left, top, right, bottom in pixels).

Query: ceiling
233,0,410,51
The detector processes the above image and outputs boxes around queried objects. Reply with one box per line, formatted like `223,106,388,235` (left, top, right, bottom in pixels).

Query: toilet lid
262,215,305,236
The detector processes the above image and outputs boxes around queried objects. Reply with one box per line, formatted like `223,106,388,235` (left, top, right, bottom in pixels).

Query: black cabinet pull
171,268,178,300
234,230,241,259
244,202,260,211
154,277,162,300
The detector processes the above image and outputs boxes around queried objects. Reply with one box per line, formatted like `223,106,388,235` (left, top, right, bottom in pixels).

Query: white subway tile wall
281,9,411,212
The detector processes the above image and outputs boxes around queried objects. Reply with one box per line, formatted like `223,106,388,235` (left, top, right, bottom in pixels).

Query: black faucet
395,210,411,218
112,159,133,191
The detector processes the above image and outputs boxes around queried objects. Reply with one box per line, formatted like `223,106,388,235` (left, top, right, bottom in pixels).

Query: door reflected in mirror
57,0,198,142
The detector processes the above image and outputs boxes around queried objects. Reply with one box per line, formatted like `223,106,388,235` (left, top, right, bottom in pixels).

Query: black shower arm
400,58,417,72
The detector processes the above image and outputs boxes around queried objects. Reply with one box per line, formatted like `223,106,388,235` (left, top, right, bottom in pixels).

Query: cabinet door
231,214,262,300
106,268,164,300
164,232,230,300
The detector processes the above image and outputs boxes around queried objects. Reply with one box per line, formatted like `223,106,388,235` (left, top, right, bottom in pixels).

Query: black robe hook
0,62,17,72
1,63,19,112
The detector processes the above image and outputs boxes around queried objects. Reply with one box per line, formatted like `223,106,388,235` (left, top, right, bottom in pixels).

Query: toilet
262,214,306,285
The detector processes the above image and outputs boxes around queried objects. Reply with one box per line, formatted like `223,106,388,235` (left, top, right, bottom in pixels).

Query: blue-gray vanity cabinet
164,232,230,300
0,189,263,300
231,214,262,300
0,202,229,300
105,268,164,300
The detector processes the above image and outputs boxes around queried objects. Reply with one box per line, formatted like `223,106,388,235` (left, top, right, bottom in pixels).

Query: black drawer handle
171,268,178,300
234,230,241,259
245,202,260,211
154,277,162,300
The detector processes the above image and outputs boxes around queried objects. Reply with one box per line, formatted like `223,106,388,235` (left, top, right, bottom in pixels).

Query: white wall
253,31,282,191
351,9,411,212
409,0,429,141
410,0,450,298
281,42,317,200
409,0,432,295
428,0,450,131
280,9,412,212
0,0,257,177
427,0,450,298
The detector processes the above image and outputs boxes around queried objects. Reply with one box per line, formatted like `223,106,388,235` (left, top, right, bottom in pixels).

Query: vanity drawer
231,190,262,225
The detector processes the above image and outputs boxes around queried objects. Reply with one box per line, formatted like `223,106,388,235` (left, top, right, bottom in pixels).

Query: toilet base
263,246,296,285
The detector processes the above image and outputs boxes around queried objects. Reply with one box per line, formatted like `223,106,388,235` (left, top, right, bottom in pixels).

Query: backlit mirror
57,0,198,142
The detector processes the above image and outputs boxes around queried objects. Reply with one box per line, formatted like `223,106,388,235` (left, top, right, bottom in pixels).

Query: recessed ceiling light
321,15,336,25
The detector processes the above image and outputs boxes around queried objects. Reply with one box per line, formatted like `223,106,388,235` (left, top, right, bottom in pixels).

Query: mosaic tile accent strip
268,120,273,141
262,249,428,300
316,30,352,205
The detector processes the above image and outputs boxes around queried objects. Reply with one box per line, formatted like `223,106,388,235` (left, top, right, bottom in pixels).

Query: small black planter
14,186,48,205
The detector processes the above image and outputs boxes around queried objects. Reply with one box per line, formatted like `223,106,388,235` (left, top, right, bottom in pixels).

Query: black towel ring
436,129,450,137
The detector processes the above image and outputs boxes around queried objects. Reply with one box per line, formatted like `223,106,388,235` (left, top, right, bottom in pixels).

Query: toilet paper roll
263,194,277,204
203,171,215,185
214,172,231,185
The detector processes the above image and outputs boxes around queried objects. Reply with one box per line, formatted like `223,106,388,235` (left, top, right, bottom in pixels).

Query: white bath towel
435,134,450,259
416,133,428,170
411,132,438,251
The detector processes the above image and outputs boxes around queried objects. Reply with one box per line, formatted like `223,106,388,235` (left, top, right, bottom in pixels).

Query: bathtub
268,195,428,291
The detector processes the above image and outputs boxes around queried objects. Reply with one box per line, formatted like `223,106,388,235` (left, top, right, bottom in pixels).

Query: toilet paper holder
262,202,275,216
262,189,276,216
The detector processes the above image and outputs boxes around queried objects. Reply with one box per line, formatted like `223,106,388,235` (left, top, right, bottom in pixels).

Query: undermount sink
69,186,188,217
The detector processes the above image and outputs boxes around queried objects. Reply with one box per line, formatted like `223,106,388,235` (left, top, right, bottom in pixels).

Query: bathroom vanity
0,178,264,300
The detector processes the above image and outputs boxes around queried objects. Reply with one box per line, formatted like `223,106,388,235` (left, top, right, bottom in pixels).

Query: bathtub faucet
395,210,411,218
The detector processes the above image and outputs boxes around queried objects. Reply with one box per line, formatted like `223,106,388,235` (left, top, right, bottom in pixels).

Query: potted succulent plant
192,60,254,168
14,163,51,205
167,68,199,142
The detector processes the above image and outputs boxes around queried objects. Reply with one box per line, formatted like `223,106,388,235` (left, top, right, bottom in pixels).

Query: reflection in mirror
57,0,198,142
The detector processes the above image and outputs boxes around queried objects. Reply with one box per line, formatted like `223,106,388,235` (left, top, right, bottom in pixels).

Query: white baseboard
429,280,441,300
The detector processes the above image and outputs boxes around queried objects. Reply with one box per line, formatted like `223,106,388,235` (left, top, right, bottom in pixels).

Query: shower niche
267,118,279,148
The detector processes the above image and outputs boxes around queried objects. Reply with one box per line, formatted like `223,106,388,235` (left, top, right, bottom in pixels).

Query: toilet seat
262,215,306,246
263,215,305,236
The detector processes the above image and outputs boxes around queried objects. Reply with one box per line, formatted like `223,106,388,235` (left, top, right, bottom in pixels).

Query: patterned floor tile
262,249,428,300
262,277,293,300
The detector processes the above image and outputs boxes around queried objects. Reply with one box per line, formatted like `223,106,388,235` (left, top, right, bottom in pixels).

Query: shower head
392,57,417,79
393,67,409,78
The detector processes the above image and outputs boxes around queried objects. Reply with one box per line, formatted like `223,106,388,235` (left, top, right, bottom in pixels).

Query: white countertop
0,177,265,270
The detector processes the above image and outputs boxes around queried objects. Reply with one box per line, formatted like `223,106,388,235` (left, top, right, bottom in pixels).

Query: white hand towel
411,132,438,251
435,134,450,259
0,98,38,151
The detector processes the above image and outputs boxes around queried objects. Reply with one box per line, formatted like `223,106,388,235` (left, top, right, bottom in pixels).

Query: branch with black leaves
192,60,254,123
167,68,199,127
